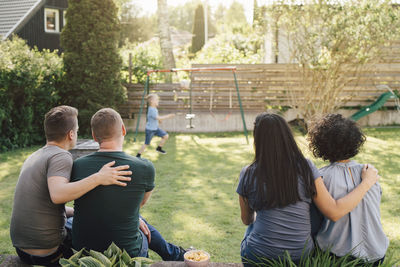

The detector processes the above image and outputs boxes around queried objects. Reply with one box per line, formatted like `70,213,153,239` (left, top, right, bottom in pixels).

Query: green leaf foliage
245,246,397,266
191,4,205,53
265,0,400,121
120,41,164,84
0,37,63,151
194,25,264,63
105,242,122,258
60,242,154,267
89,250,112,266
61,0,126,135
78,256,104,267
59,258,79,267
69,248,86,264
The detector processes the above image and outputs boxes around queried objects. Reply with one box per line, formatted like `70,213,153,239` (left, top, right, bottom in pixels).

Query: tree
214,4,225,25
268,0,400,123
119,2,156,46
191,4,205,53
253,0,260,27
61,0,125,135
225,1,248,28
169,0,200,33
168,1,217,37
157,0,175,82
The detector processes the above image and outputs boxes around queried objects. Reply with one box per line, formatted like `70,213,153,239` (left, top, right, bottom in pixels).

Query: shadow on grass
139,133,251,262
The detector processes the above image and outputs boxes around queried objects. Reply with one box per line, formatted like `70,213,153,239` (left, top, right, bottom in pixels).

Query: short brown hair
44,105,78,142
91,108,123,143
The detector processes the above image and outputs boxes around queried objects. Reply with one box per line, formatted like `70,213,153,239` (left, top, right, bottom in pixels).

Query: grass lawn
0,128,399,264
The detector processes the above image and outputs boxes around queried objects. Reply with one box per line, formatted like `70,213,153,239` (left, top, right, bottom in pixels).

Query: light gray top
146,106,159,130
316,161,389,261
237,159,321,261
10,145,72,249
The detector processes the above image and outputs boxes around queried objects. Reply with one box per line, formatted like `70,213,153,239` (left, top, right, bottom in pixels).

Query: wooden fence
120,60,400,118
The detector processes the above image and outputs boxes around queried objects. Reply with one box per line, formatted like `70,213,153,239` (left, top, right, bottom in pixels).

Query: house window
45,8,59,33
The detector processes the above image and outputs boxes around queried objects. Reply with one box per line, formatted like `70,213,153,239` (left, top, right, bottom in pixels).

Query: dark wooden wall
16,0,68,52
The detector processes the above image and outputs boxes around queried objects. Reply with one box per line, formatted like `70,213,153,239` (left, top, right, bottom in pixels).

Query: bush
60,242,153,267
0,37,63,151
194,28,264,63
61,0,126,135
121,40,164,84
246,247,397,267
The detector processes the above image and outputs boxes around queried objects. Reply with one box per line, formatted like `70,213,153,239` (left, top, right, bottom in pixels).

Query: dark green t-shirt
71,151,155,256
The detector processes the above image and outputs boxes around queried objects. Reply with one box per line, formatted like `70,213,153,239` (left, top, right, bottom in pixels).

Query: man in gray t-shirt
11,146,73,251
10,106,131,266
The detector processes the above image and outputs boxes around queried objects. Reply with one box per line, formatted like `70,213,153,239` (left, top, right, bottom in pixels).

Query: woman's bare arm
313,164,380,221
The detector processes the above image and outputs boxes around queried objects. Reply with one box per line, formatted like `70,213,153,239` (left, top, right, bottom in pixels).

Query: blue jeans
138,217,183,261
241,223,260,267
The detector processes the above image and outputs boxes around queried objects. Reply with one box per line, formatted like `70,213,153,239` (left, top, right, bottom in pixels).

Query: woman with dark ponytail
237,113,380,266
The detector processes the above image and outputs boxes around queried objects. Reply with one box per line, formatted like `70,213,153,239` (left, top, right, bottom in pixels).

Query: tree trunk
157,0,175,82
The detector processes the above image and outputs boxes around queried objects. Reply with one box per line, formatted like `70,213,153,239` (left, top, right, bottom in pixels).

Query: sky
130,0,256,23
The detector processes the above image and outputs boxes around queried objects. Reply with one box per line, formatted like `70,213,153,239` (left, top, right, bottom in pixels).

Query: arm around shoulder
313,164,380,221
48,161,132,204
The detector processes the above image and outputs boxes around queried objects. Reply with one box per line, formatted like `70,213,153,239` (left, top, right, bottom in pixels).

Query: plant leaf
78,256,105,267
89,250,112,267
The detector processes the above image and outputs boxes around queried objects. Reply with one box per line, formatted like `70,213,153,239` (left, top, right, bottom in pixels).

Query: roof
0,0,45,40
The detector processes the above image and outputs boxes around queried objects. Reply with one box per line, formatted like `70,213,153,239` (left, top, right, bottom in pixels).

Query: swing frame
133,66,249,144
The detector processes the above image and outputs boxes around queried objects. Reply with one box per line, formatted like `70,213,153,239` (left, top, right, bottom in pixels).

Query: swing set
133,66,249,144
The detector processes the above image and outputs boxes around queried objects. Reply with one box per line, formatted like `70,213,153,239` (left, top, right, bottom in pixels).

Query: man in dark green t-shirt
71,108,185,260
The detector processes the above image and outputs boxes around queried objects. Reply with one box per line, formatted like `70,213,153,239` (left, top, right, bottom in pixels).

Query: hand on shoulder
361,164,380,188
95,161,132,186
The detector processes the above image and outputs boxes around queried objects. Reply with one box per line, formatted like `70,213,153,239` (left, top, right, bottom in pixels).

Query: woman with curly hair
308,113,388,266
237,113,380,266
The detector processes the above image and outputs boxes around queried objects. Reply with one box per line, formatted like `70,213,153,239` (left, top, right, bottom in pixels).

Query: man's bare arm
140,190,153,208
48,161,131,204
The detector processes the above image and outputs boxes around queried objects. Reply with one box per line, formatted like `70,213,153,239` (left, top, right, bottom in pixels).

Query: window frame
44,8,60,33
63,10,67,27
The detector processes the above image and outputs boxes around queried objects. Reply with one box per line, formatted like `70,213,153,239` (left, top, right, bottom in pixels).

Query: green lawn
0,129,399,264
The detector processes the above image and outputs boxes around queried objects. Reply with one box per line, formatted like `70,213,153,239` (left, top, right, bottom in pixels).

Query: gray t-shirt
10,145,72,249
316,161,389,261
146,106,158,130
236,159,321,261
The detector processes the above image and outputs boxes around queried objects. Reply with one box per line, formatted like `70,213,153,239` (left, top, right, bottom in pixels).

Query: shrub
61,0,126,135
194,29,264,63
246,247,397,267
121,40,164,84
0,37,63,151
60,242,154,267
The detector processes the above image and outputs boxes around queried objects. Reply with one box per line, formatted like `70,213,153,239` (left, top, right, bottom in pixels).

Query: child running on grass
308,113,388,266
137,93,175,157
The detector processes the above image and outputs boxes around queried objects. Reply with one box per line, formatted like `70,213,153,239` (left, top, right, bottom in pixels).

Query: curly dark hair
307,114,366,162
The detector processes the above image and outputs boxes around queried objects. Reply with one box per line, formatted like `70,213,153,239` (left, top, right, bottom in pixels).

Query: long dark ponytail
244,113,316,210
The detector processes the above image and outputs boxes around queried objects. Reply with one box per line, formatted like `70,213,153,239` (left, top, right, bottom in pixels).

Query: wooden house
0,0,68,52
